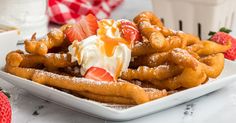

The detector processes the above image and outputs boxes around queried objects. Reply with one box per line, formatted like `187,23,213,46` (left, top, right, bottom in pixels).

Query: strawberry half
0,90,11,123
120,20,141,42
85,67,114,82
64,14,98,43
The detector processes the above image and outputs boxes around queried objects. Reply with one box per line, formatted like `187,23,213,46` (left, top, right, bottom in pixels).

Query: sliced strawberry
85,67,114,82
80,14,98,37
64,24,86,43
120,20,141,42
64,14,98,43
224,47,236,60
210,32,232,45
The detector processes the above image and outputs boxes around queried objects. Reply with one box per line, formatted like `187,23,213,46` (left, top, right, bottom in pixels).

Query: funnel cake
4,12,230,105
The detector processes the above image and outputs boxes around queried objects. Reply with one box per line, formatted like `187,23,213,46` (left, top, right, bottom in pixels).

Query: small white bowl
0,25,19,66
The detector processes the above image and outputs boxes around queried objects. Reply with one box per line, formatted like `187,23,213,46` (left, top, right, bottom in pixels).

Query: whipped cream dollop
68,19,131,80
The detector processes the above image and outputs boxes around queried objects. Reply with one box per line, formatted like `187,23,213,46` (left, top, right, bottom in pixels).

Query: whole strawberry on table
0,88,11,123
209,27,236,60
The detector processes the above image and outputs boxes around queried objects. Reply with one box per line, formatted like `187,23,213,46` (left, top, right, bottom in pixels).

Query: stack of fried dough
4,11,231,105
121,11,231,91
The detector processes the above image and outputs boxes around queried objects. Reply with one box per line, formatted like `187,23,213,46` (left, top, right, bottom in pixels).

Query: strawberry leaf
0,87,10,98
219,27,232,34
208,31,216,36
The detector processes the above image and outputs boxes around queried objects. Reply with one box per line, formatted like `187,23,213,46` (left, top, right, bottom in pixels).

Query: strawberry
85,67,114,82
224,47,236,60
120,20,141,42
232,39,236,47
209,27,236,60
65,14,98,43
210,32,232,45
0,89,11,123
64,24,86,43
80,14,98,36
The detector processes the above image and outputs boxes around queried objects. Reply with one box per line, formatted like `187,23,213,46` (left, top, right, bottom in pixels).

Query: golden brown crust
6,50,73,70
24,27,69,55
199,53,224,78
73,88,167,105
197,40,232,56
4,11,228,105
121,65,183,81
5,65,150,104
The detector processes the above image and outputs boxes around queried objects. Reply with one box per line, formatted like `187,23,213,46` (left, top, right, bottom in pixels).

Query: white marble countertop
1,0,236,123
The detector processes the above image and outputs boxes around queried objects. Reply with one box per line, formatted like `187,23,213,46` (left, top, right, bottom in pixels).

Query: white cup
0,0,48,41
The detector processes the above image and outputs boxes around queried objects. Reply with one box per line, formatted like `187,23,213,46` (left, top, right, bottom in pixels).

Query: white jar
0,0,48,41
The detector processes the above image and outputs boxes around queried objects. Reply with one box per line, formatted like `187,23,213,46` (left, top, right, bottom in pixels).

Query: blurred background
0,0,235,41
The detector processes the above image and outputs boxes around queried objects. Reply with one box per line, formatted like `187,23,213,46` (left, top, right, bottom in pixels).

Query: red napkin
48,0,123,24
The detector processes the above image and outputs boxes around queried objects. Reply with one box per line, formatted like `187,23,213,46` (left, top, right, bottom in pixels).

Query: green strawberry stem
0,87,10,98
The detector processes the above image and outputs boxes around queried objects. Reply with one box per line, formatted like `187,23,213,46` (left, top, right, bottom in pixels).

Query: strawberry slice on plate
85,67,114,82
120,20,141,42
64,14,98,43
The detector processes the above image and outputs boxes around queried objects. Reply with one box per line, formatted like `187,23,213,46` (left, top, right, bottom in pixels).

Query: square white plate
0,60,236,121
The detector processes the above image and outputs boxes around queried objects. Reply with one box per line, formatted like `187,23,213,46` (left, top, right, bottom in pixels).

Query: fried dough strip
144,88,167,100
6,50,73,69
197,40,232,56
134,12,169,50
123,48,198,81
151,48,208,90
24,25,70,55
121,65,183,81
151,65,207,90
74,88,167,105
166,36,187,50
134,11,164,28
131,44,202,68
176,32,200,46
199,53,224,78
133,12,200,52
76,91,136,105
125,48,208,90
131,41,156,56
168,48,198,69
131,52,169,68
5,65,149,104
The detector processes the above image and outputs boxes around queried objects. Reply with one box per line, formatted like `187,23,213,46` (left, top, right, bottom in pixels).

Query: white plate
0,60,236,121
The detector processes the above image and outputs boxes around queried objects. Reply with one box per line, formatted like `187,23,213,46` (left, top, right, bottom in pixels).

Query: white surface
152,0,236,39
1,60,236,121
1,0,236,122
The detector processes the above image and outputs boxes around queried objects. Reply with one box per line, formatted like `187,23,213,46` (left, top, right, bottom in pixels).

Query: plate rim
1,60,236,121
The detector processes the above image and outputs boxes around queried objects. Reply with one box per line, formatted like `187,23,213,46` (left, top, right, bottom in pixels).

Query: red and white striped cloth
48,0,123,24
